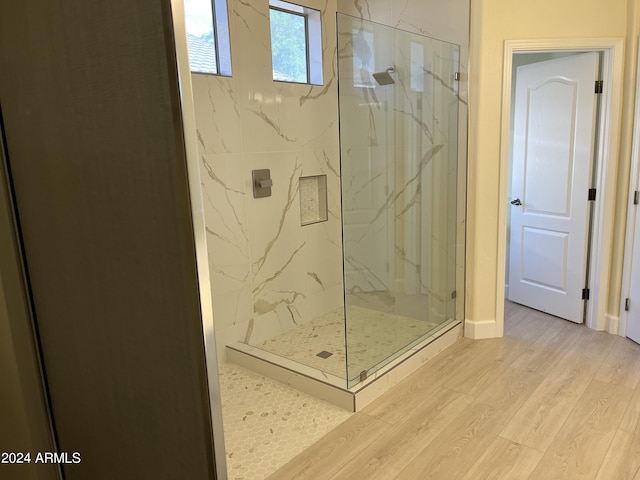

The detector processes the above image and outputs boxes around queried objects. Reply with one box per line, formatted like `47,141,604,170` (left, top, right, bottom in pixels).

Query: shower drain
316,350,333,359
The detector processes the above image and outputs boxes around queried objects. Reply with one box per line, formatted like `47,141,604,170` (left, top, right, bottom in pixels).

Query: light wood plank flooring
268,302,640,480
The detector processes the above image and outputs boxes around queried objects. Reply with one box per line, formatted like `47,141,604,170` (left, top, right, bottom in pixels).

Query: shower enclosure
338,14,460,387
231,15,461,391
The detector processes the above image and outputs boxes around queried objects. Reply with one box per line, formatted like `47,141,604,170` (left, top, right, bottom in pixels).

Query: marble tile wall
190,0,469,361
192,0,342,360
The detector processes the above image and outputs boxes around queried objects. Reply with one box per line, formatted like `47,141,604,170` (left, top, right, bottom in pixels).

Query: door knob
510,198,522,206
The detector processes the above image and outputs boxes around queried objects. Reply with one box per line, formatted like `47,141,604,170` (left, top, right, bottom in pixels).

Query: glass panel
270,8,308,83
337,14,460,387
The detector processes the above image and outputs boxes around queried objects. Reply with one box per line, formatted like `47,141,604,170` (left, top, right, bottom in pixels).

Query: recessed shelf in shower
299,174,328,226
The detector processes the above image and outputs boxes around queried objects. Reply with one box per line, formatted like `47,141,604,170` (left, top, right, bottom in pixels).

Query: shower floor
255,303,444,380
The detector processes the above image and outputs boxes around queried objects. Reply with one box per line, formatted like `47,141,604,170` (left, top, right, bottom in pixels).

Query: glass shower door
337,14,460,387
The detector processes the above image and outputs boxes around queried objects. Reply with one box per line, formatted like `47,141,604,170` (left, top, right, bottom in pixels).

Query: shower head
372,66,396,86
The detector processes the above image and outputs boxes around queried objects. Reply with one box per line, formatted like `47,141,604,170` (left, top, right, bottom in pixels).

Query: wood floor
267,302,640,480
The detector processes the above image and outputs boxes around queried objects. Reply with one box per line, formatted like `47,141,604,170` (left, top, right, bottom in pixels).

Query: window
184,0,232,76
268,0,322,85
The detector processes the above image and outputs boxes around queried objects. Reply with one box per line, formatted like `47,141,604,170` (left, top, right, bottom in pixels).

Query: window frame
268,0,323,86
269,5,311,84
185,0,232,76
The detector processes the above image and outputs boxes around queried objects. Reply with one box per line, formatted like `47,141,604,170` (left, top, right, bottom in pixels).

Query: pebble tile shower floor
256,305,443,379
218,362,352,480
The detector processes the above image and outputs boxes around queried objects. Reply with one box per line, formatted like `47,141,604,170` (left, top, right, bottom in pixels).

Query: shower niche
299,174,328,226
227,14,462,410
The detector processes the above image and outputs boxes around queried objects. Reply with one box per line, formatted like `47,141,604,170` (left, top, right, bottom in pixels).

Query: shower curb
227,321,463,412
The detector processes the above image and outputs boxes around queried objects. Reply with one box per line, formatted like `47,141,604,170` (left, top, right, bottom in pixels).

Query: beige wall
468,0,639,334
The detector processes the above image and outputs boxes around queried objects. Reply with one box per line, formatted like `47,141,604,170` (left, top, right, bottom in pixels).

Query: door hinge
625,298,631,311
588,188,596,201
634,190,639,205
582,288,590,300
454,72,460,81
451,290,457,299
595,80,603,94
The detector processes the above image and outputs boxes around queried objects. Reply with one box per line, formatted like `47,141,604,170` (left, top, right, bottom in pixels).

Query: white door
628,205,640,343
508,53,599,323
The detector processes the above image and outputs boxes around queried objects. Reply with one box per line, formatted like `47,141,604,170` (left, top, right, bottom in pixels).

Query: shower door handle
510,198,522,206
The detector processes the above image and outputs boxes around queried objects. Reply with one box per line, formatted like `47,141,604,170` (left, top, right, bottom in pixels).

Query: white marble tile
233,0,296,154
245,154,307,317
298,284,343,323
196,151,252,359
232,0,340,154
191,74,243,155
391,0,469,47
337,0,392,24
300,149,343,294
208,262,253,322
230,0,272,80
301,222,343,294
274,83,340,151
207,262,253,361
200,153,250,265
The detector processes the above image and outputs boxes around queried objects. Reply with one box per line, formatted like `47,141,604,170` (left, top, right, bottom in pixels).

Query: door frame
170,0,228,477
619,39,640,338
497,38,624,333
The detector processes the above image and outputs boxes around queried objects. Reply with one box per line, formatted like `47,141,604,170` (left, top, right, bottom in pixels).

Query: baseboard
464,319,498,339
605,313,620,335
619,313,628,337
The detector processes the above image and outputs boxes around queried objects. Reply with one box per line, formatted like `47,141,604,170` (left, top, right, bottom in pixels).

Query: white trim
464,319,497,339
619,38,640,340
170,1,228,477
605,314,620,335
498,38,625,334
